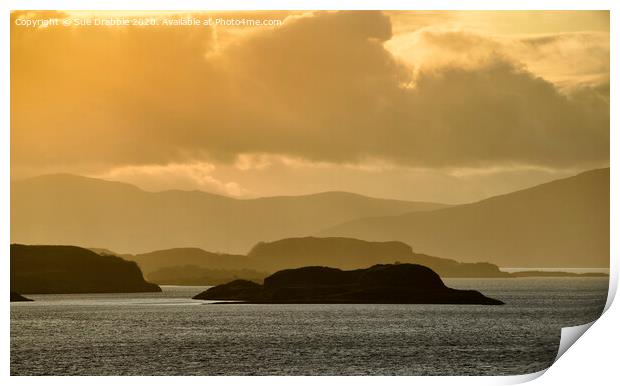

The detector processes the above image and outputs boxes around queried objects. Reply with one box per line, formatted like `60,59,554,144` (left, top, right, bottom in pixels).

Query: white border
2,1,617,385
1,0,617,11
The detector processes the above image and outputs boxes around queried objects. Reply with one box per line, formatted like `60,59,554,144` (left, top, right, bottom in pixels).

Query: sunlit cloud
95,162,246,196
385,27,609,91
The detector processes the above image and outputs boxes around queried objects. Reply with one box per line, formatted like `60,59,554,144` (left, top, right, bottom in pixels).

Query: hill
10,244,160,294
10,174,448,254
320,168,610,268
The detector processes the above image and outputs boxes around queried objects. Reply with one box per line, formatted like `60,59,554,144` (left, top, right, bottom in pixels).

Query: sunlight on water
11,278,608,376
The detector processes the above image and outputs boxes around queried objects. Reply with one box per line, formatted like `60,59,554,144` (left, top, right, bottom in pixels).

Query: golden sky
10,10,609,203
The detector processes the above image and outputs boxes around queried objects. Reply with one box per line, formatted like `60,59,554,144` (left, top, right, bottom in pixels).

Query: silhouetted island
123,237,513,283
247,237,512,277
193,264,504,305
107,237,607,285
10,291,32,302
146,265,269,286
11,244,161,294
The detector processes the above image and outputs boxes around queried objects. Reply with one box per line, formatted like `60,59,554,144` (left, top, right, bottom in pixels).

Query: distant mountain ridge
11,168,609,268
319,168,610,268
11,174,448,254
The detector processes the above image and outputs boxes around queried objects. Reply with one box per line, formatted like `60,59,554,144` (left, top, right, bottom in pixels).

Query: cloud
11,11,609,173
513,32,610,89
96,162,246,196
386,27,610,90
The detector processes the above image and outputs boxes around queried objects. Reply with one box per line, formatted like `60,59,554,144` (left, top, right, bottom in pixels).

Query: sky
10,10,609,203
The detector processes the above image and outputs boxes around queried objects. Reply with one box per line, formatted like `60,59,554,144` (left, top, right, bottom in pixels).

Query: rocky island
11,244,161,294
193,263,504,305
118,237,607,286
10,291,33,302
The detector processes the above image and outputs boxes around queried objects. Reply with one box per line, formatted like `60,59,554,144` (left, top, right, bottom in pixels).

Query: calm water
11,278,608,376
500,267,610,274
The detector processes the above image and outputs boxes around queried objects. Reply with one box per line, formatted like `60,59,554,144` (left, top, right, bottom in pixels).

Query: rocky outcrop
193,264,504,305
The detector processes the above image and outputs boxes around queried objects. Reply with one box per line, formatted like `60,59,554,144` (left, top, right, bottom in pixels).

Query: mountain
10,174,448,254
192,264,504,305
10,244,160,294
319,168,610,268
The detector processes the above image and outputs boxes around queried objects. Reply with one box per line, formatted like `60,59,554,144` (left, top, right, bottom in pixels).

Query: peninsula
11,244,161,294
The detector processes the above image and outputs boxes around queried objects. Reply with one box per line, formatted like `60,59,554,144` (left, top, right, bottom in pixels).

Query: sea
10,277,608,376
